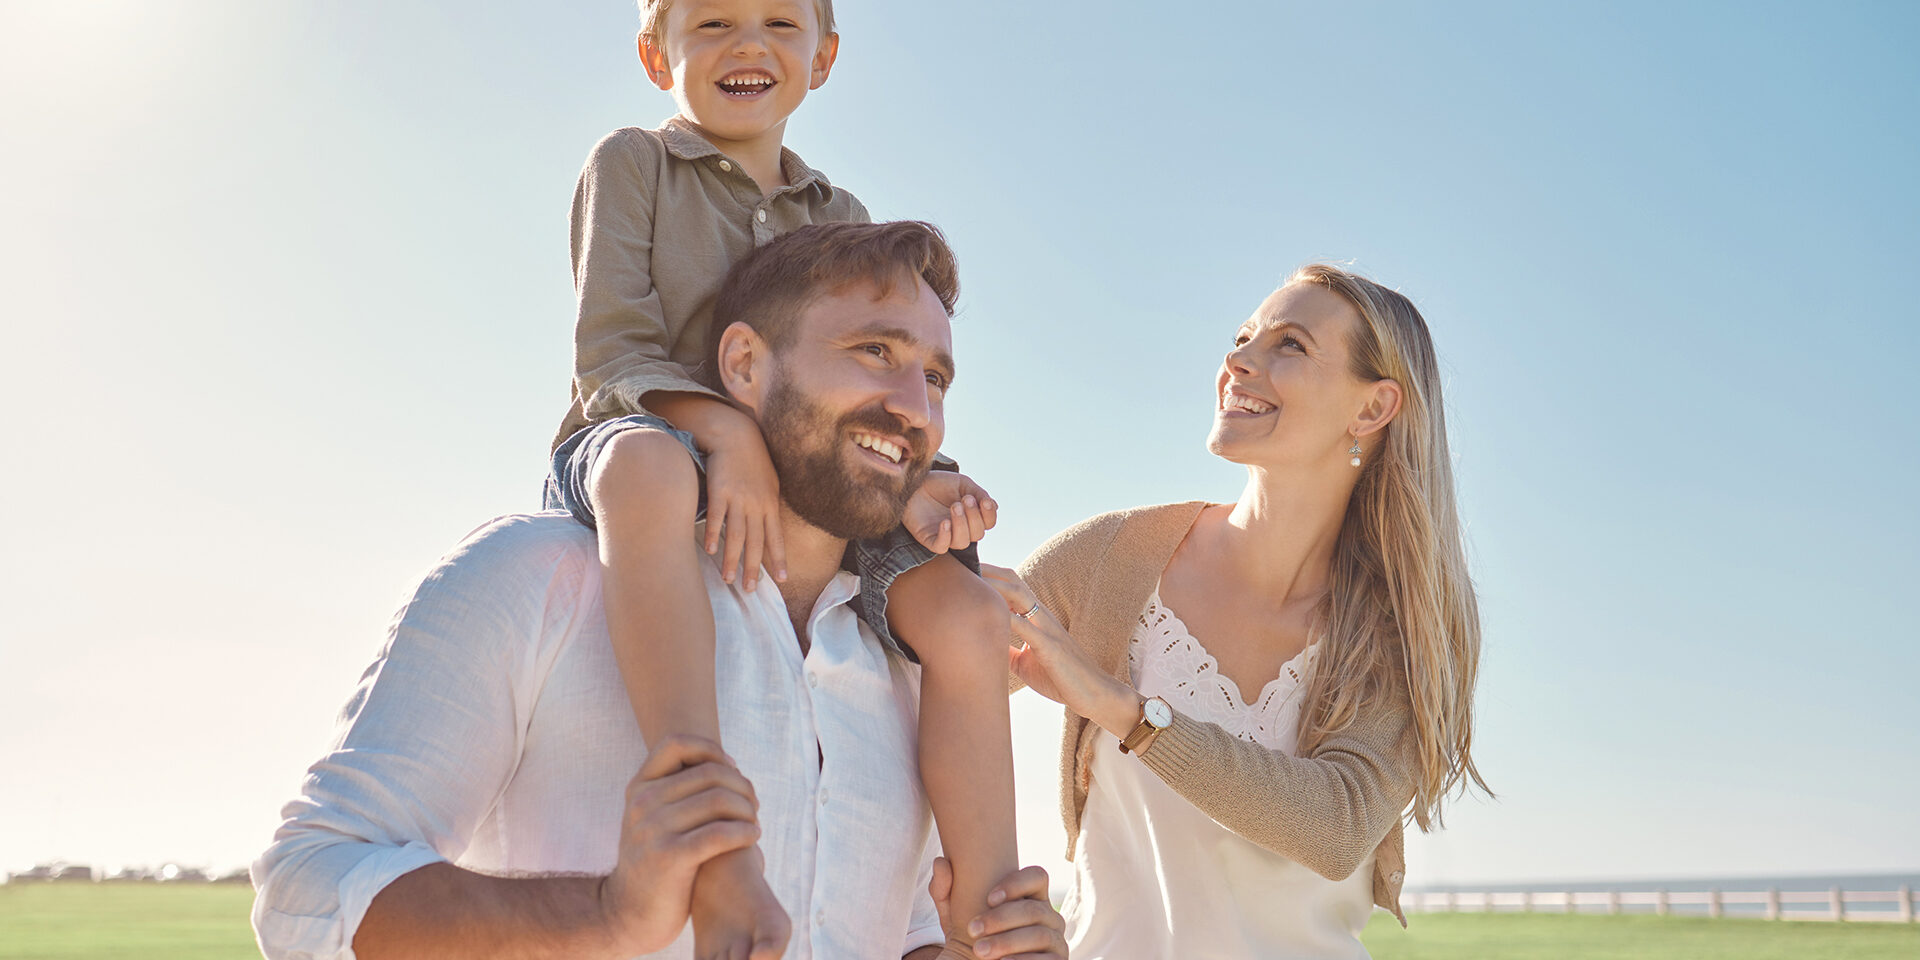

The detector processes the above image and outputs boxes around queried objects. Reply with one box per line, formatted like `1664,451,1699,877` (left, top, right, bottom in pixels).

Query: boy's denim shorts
543,414,979,663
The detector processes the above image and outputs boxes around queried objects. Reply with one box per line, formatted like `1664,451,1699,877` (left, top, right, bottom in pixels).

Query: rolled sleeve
901,833,944,957
250,516,590,959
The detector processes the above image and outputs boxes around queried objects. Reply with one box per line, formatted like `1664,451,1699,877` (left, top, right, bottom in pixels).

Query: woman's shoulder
1022,502,1209,579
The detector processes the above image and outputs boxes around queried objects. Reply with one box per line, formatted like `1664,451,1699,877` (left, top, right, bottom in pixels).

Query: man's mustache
837,405,932,469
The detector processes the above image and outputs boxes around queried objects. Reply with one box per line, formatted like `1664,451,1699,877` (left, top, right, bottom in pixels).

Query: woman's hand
979,565,1140,734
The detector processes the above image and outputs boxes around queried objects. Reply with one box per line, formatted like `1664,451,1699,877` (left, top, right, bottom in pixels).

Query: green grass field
2,883,1916,959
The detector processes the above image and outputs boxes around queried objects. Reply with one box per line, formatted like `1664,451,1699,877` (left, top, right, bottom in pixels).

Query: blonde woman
982,265,1486,959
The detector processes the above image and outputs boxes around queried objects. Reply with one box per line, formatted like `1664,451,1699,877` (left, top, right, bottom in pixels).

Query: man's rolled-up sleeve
901,831,945,957
250,517,582,959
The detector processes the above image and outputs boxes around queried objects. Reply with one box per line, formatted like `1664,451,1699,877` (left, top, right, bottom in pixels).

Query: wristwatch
1119,696,1174,756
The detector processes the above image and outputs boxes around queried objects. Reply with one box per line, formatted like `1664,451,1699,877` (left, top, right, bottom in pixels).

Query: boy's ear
808,32,840,91
638,31,674,91
1352,378,1403,440
716,321,771,412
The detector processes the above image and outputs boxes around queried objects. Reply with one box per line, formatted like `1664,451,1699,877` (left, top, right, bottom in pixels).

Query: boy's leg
884,555,1020,953
560,419,790,960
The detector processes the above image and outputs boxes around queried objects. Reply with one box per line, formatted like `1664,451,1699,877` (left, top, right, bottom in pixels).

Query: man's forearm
354,863,623,960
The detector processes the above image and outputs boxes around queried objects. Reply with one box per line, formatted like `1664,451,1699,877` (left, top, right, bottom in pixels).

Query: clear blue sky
2,0,1915,885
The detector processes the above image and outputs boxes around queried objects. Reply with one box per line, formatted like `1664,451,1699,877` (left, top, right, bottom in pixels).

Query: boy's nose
731,24,769,54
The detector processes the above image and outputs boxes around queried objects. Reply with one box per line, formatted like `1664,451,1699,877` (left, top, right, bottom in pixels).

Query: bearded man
250,221,1064,960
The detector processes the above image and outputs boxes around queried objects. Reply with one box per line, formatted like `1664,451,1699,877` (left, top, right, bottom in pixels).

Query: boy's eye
768,18,799,28
698,19,727,29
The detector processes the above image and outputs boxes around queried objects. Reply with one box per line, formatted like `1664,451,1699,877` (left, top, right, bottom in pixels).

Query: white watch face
1144,697,1173,728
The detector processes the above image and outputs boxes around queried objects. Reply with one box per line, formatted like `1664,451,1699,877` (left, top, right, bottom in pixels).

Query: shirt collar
658,116,837,201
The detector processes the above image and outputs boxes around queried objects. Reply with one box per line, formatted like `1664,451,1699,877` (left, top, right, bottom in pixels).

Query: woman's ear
716,321,769,412
1353,378,1403,439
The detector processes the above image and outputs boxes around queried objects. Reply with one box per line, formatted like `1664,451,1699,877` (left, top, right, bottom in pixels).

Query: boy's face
640,0,838,147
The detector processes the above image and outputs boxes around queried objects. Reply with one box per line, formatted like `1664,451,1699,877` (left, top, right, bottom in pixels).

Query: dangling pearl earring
1349,438,1363,468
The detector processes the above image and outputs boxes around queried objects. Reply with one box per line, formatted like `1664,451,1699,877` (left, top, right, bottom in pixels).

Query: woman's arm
987,555,1416,881
1132,686,1416,879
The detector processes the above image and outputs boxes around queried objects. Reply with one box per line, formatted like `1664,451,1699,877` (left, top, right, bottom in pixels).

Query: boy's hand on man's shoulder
904,472,997,554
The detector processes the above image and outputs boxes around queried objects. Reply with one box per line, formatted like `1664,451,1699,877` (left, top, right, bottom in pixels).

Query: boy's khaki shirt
553,117,870,450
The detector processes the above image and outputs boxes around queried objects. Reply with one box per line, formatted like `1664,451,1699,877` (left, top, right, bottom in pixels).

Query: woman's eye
1281,336,1303,351
1232,334,1251,346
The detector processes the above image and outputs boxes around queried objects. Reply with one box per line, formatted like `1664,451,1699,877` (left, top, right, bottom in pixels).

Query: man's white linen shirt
251,513,941,960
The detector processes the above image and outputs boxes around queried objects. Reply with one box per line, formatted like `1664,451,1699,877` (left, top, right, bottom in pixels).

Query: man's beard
759,374,933,541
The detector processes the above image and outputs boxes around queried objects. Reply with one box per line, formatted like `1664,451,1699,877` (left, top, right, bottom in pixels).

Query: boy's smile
639,0,839,164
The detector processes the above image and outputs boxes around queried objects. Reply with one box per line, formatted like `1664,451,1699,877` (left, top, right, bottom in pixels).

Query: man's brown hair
703,220,959,388
639,0,837,45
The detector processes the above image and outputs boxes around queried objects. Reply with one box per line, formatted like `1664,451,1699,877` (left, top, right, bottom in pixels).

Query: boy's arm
571,130,724,421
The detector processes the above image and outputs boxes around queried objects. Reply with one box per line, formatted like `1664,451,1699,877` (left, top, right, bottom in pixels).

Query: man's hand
927,858,1067,959
904,471,998,554
598,736,764,955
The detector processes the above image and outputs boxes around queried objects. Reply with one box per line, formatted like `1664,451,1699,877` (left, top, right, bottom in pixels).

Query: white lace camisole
1061,587,1376,959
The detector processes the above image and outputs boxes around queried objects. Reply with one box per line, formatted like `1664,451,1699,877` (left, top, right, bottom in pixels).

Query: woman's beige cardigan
1017,501,1416,924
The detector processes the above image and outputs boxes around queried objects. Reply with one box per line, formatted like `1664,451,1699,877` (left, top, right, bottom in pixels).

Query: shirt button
814,908,826,927
756,208,768,223
806,672,819,688
818,788,830,806
718,160,732,172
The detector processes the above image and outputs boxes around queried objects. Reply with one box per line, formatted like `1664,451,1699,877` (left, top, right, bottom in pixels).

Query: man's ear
638,31,673,91
1353,378,1403,440
808,31,840,90
716,321,770,412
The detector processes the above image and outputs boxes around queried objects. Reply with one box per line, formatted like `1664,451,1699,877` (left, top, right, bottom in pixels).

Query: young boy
542,2,1017,958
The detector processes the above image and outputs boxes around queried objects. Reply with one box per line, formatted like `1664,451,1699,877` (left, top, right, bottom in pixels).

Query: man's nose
881,368,933,431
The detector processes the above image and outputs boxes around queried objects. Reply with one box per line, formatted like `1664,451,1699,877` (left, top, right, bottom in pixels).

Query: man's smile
851,430,908,472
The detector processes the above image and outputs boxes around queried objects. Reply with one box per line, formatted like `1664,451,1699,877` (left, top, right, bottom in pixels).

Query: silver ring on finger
1017,599,1041,621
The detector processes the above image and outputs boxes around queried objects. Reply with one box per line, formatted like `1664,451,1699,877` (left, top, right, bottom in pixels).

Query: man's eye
861,343,887,358
926,372,950,391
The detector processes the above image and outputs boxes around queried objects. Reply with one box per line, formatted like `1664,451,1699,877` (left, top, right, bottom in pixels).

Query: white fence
1405,885,1917,922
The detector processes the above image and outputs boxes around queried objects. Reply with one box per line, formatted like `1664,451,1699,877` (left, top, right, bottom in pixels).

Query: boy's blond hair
639,0,837,45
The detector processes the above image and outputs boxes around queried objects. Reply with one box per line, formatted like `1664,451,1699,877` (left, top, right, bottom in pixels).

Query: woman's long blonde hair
1289,263,1488,831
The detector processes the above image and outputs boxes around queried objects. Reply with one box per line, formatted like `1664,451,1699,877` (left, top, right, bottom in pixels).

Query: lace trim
1130,589,1315,751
